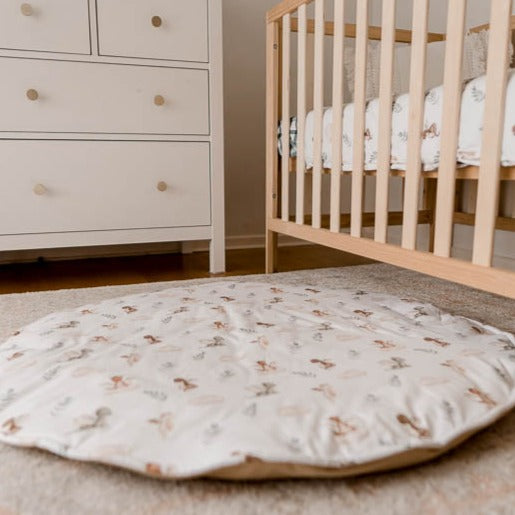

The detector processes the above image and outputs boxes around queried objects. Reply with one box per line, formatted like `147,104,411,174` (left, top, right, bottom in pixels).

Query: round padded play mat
0,281,514,480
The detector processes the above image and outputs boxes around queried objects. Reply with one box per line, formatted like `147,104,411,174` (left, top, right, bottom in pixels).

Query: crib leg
423,178,437,253
266,230,278,273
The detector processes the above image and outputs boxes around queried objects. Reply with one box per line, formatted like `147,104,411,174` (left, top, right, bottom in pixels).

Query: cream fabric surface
1,280,514,480
0,265,514,515
300,70,515,171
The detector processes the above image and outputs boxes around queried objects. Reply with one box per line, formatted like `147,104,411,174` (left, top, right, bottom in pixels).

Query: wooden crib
265,0,515,298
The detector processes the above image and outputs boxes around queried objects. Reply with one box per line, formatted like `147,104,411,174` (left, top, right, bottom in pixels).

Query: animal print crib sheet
0,282,514,479
279,69,515,171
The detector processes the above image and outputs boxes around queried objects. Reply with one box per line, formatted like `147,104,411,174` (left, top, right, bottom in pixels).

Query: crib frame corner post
266,18,281,274
472,0,513,267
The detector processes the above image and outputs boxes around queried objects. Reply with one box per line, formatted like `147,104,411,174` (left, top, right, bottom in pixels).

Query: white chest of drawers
0,0,225,273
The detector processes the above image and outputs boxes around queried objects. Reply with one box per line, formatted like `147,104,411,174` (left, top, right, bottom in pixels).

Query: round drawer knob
151,15,162,28
26,88,39,101
33,184,47,196
154,94,165,106
157,181,168,192
20,3,34,16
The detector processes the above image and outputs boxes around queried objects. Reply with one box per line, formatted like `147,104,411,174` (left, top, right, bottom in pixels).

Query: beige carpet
0,264,514,515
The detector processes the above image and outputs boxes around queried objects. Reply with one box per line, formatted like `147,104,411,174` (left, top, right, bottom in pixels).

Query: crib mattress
279,70,515,172
1,281,514,480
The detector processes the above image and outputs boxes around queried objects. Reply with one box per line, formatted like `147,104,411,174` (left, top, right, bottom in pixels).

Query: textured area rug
0,264,514,515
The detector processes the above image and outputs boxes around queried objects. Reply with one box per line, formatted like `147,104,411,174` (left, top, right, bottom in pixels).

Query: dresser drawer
97,0,208,63
0,141,211,235
0,1,90,55
0,58,209,135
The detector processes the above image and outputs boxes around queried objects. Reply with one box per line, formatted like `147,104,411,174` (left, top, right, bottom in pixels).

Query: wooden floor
0,245,373,294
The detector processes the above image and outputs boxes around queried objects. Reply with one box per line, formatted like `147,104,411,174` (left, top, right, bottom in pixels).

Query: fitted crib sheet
279,70,515,172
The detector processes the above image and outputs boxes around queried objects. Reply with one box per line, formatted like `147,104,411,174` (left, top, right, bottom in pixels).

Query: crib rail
266,0,515,298
289,18,446,43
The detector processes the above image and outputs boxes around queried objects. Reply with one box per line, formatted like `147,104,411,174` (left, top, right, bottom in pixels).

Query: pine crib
265,0,515,298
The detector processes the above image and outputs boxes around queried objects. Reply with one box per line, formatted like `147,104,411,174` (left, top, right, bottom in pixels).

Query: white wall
222,0,278,238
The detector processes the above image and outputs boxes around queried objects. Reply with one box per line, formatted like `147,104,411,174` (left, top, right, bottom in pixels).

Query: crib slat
351,0,369,238
433,0,467,257
281,14,291,222
472,0,513,266
374,0,396,244
330,0,345,233
312,0,325,229
296,4,308,225
266,20,280,273
401,0,429,250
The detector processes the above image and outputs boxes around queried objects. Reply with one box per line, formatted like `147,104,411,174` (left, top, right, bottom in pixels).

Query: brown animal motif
81,309,94,315
256,322,275,328
313,384,337,401
397,414,430,438
213,321,228,330
109,376,130,390
220,296,235,303
250,336,269,349
468,388,497,408
329,416,357,437
306,288,321,294
122,306,137,314
63,349,91,362
148,413,174,438
310,359,336,370
373,340,396,350
144,335,162,345
424,337,450,348
121,353,141,366
174,378,198,391
1,418,21,435
354,310,373,318
313,310,329,317
422,123,440,139
6,352,24,361
441,360,466,376
256,360,277,373
91,336,109,343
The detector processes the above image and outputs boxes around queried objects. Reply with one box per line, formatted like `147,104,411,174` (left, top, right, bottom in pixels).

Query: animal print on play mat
0,281,514,479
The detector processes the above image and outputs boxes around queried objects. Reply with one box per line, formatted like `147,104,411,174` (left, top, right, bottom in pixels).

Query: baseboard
0,234,308,265
0,242,182,265
1,232,512,272
181,234,312,253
